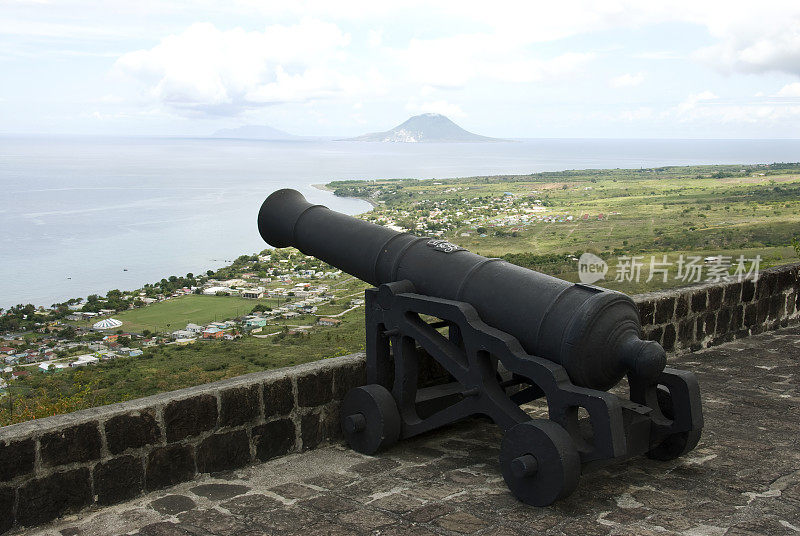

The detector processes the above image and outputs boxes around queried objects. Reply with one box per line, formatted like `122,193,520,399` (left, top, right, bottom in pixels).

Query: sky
1,1,800,138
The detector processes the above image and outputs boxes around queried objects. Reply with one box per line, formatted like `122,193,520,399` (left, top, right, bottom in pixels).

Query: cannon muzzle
258,188,665,391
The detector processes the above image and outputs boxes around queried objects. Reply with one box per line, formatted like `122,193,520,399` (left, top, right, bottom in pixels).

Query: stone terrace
13,325,800,536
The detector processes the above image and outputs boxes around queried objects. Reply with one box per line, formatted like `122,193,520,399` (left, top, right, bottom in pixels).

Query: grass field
103,295,260,333
336,164,800,294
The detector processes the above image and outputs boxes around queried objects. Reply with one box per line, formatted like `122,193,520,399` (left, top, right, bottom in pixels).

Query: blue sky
2,1,799,138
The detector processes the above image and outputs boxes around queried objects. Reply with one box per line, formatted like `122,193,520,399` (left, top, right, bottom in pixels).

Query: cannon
258,189,703,506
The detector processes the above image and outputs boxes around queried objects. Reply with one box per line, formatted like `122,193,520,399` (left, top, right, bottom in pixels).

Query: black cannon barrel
258,189,665,391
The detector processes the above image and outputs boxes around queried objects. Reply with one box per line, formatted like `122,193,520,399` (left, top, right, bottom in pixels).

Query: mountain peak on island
347,114,498,143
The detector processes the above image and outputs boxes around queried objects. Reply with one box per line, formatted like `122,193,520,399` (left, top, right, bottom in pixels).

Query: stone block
695,316,705,341
654,297,675,324
703,312,716,337
637,300,655,325
146,444,195,491
716,307,730,335
677,318,694,344
321,403,343,441
662,324,676,351
263,376,294,418
16,468,92,527
219,384,261,428
735,329,750,339
104,411,161,455
301,411,325,451
777,268,794,291
743,302,757,327
40,421,101,467
723,282,742,306
707,286,723,310
741,279,755,302
756,272,776,300
690,290,707,313
0,438,35,481
196,430,251,473
0,486,14,534
786,292,797,316
297,368,334,407
756,299,769,324
730,305,743,331
163,394,217,442
768,294,783,320
93,455,144,506
674,295,689,319
333,360,367,400
253,419,296,462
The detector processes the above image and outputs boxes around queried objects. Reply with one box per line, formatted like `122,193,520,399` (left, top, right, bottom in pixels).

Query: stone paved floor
16,325,800,536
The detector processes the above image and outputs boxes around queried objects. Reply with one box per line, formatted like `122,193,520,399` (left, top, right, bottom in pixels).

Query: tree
57,326,76,340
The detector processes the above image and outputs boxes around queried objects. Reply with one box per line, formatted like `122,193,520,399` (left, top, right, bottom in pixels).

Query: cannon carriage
258,189,703,506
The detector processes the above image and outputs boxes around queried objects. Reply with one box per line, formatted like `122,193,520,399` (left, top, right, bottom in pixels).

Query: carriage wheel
647,387,702,461
340,384,401,455
500,419,581,506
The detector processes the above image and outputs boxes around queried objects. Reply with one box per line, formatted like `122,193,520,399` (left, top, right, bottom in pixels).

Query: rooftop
16,325,800,536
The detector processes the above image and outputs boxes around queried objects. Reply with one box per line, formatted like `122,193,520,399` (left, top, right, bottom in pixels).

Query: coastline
311,183,379,209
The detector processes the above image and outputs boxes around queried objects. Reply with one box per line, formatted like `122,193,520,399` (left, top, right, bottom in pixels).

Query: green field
94,295,261,333
334,164,800,294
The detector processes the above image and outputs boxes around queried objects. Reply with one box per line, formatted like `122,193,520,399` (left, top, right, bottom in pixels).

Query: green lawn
104,295,258,333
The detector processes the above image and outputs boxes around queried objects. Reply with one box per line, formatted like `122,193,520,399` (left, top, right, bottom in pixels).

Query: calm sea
1,136,798,309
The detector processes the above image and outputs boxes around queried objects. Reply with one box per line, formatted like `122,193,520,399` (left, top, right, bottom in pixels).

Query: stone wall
0,356,366,532
0,262,798,532
635,263,799,353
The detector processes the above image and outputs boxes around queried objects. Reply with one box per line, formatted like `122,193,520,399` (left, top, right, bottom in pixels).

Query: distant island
211,125,300,140
345,113,500,143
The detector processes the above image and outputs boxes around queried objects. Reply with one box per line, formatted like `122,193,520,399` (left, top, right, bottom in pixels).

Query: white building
241,287,265,299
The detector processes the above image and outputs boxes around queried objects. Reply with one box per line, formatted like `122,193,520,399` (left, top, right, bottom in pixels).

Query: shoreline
311,183,379,209
2,184,373,310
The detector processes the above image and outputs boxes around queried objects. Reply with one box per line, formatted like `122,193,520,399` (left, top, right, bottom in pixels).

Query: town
0,247,368,400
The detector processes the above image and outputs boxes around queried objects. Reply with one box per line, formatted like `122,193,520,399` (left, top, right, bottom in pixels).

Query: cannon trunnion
258,189,704,506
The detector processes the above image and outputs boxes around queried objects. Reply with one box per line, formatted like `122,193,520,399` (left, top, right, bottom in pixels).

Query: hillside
346,113,497,142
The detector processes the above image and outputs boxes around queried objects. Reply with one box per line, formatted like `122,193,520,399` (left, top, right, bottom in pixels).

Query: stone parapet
1,261,798,532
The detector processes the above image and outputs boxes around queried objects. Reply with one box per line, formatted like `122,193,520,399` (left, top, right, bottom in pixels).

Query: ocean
1,136,799,309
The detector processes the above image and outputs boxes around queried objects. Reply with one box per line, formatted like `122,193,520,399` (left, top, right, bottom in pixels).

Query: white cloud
367,29,383,47
406,99,465,118
690,2,800,76
609,72,645,88
398,33,595,88
114,20,364,115
676,90,718,113
671,90,800,124
776,82,800,97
